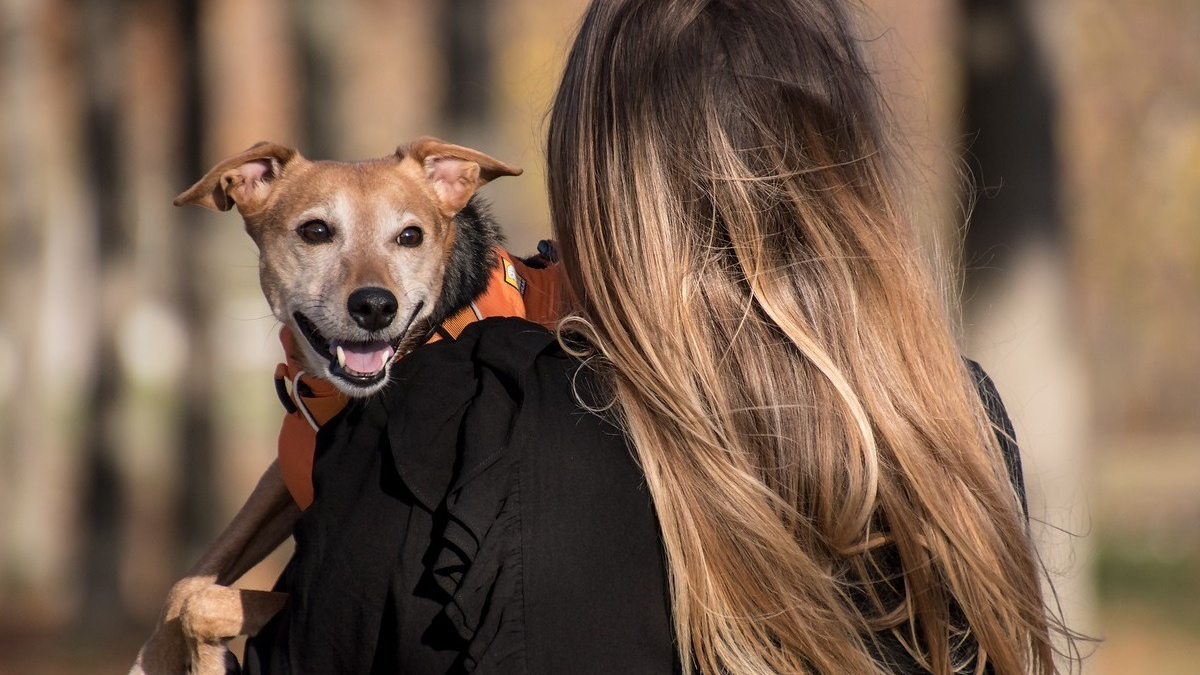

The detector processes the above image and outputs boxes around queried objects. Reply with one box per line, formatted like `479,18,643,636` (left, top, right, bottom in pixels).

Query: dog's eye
297,220,334,244
396,226,423,248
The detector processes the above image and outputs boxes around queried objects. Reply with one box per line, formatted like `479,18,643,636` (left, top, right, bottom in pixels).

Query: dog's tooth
380,351,391,369
336,345,346,368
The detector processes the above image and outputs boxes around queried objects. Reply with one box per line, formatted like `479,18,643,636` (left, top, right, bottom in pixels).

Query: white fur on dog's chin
287,320,394,399
323,363,394,398
285,295,431,398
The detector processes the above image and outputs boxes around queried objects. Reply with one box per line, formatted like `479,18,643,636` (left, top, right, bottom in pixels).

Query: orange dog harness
274,245,562,508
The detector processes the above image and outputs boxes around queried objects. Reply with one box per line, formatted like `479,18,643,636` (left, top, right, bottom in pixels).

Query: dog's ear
174,142,299,213
400,137,522,217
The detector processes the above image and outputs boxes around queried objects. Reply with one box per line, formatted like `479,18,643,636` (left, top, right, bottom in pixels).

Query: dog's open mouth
291,304,422,389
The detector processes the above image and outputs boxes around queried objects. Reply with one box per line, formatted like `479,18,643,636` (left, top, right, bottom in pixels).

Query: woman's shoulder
380,316,635,509
390,316,612,433
392,316,560,383
388,317,675,673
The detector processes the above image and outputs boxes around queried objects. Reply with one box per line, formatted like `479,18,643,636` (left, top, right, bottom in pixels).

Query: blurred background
0,0,1196,673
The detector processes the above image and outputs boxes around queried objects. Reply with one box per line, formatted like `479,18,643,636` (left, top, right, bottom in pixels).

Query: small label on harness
504,260,526,295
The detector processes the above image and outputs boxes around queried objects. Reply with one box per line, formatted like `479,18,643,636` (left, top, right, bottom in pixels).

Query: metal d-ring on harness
274,369,321,431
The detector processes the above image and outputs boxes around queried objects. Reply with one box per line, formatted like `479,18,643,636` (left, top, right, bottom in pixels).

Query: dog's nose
347,287,398,331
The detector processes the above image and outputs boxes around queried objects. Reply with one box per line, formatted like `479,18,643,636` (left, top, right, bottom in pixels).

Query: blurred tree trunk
115,0,199,618
294,0,341,156
0,0,53,618
173,0,222,570
961,0,1063,295
959,0,1095,664
0,0,96,625
75,0,132,631
441,0,495,141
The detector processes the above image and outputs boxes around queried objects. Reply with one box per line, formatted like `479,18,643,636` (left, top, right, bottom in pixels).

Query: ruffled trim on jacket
383,318,556,671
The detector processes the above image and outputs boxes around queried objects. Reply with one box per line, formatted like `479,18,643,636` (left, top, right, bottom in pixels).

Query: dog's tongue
334,341,395,376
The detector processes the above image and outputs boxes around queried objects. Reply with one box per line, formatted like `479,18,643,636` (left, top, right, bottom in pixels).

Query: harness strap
274,245,554,509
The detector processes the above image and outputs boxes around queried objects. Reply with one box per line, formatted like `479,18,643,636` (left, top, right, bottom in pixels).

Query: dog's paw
129,576,221,675
188,641,240,675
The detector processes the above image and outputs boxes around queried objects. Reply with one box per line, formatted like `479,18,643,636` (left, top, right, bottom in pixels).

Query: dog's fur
173,136,519,397
129,138,521,675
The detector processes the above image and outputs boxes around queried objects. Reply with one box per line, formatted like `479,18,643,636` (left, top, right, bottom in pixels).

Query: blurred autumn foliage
1062,1,1200,431
0,0,1196,673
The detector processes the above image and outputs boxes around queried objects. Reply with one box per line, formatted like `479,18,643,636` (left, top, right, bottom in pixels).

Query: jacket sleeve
965,359,1028,516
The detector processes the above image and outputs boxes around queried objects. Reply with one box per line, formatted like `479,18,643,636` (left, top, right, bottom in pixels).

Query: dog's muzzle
291,301,423,393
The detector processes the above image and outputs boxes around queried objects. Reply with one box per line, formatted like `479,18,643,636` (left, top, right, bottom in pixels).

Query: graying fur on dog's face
248,161,451,396
174,138,521,397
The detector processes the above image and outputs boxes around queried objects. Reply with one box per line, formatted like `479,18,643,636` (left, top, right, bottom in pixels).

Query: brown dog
129,138,521,675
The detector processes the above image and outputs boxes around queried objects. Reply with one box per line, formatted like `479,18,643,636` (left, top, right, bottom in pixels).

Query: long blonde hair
547,1,1066,673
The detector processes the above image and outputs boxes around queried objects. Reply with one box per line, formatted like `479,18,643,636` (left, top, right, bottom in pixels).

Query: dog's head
174,137,522,397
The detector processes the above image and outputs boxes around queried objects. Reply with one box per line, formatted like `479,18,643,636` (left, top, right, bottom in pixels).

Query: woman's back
547,1,1067,673
243,319,1032,675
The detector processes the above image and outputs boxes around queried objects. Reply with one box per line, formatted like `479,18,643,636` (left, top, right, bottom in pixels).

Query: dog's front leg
190,460,300,586
129,461,298,675
182,587,289,675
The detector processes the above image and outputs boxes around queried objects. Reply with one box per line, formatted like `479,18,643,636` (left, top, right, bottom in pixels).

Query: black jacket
244,317,1023,675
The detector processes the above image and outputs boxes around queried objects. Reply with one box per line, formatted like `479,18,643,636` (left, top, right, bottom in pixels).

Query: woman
244,0,1070,673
